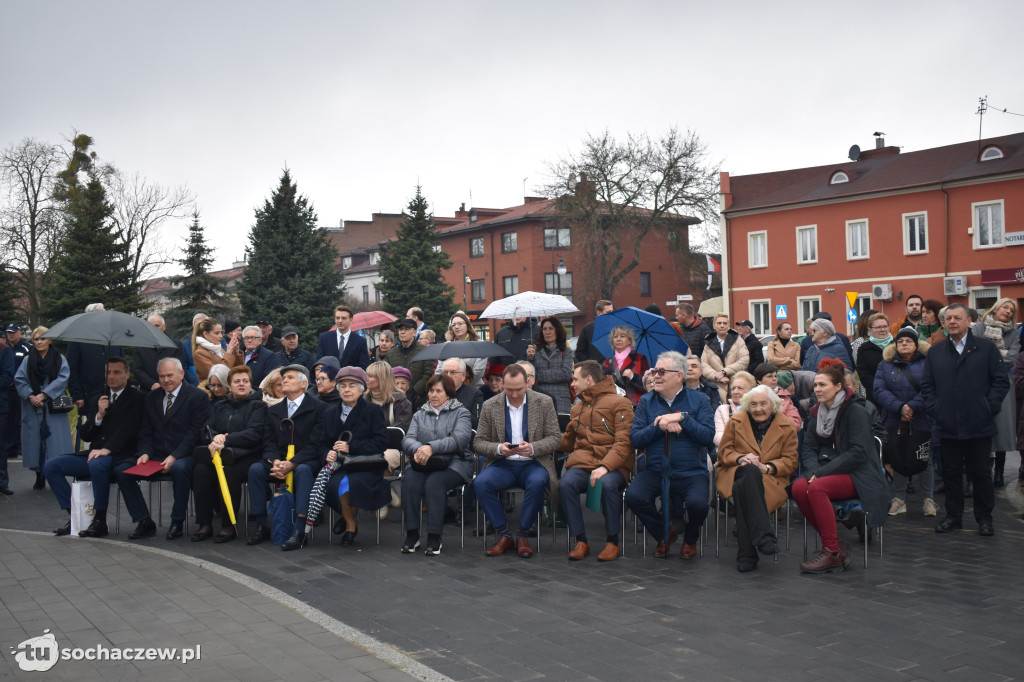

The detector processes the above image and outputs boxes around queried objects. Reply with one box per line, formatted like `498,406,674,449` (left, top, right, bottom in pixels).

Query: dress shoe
166,521,184,540
516,537,533,558
680,542,697,559
597,542,620,562
0,484,13,495
53,519,71,536
78,518,108,538
281,529,306,551
340,528,357,546
736,557,758,572
978,520,994,537
128,518,157,540
568,541,590,561
333,518,344,535
190,526,214,542
247,525,271,546
652,529,678,558
486,535,515,556
212,528,237,544
800,548,846,574
33,472,45,490
935,517,963,533
757,538,780,556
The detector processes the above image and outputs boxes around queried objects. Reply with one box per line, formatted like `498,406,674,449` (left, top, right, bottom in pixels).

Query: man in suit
316,305,369,370
247,364,326,550
116,357,211,540
241,325,283,386
406,306,432,342
473,363,561,558
43,357,144,537
133,315,184,392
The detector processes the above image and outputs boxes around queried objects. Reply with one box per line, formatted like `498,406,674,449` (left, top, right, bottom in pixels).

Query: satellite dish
848,145,861,161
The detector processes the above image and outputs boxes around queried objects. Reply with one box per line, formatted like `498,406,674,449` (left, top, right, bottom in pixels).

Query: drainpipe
941,185,949,281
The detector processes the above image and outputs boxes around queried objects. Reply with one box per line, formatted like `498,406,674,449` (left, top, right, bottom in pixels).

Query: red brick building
720,133,1024,336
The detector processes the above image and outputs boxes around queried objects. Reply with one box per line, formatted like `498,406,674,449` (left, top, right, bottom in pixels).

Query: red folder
121,460,165,477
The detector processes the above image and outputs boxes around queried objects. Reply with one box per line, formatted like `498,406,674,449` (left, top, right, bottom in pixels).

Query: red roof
725,132,1024,213
437,199,562,233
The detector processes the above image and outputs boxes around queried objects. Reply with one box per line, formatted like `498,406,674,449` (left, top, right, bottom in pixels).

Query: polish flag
706,255,721,273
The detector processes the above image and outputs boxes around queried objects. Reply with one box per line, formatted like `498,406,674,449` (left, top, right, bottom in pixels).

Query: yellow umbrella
211,448,237,526
280,419,296,493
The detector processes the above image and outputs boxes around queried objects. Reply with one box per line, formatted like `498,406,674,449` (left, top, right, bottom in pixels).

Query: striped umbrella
350,311,398,332
303,462,340,534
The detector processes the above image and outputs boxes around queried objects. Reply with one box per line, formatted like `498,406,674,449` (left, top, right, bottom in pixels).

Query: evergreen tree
236,170,343,347
0,262,20,325
376,186,457,329
165,211,229,337
42,135,139,322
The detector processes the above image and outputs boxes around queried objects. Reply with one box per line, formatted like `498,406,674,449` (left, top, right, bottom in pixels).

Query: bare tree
541,127,720,301
0,138,62,325
107,170,195,287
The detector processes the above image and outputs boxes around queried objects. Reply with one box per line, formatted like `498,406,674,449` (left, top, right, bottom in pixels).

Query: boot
992,452,1005,489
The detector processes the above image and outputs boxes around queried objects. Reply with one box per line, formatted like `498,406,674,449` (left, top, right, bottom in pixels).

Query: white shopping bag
70,481,95,536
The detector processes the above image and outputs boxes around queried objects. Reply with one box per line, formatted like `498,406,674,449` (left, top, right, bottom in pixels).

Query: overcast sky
3,0,1022,273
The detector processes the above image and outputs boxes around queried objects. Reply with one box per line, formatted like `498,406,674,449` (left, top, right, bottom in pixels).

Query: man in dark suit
133,315,185,392
43,357,144,537
406,306,433,342
116,357,211,540
241,325,283,386
247,364,326,550
315,305,369,369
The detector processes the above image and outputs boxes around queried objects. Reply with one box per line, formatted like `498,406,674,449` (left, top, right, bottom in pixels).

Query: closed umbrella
303,462,340,535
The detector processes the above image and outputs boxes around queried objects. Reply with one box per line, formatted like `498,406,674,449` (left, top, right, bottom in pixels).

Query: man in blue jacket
921,303,1009,537
626,350,715,560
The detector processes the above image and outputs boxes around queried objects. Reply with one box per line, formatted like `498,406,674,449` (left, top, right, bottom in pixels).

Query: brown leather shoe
486,535,515,556
516,536,534,558
568,541,590,561
800,548,846,574
680,542,697,559
597,542,619,562
652,529,678,558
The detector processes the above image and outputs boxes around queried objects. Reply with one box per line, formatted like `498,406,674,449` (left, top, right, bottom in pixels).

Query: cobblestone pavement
2,453,1023,681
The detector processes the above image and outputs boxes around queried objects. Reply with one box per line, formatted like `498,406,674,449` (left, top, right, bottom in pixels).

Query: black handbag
342,454,389,473
410,453,454,473
885,423,930,477
49,394,74,414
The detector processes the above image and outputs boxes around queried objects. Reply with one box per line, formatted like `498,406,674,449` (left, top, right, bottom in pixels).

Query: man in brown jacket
558,361,635,561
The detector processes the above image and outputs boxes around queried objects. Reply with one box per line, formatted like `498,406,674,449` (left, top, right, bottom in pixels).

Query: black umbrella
42,310,178,349
411,340,513,362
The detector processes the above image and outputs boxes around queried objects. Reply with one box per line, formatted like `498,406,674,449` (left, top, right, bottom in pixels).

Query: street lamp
551,252,567,296
462,264,471,308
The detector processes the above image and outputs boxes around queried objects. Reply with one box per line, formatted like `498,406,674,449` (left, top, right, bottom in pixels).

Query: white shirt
93,388,124,426
952,335,967,355
164,384,182,414
502,397,535,460
287,392,305,417
337,330,350,353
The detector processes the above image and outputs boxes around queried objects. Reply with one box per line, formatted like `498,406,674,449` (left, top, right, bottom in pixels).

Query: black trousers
402,466,465,536
731,465,775,561
194,454,257,529
940,437,993,523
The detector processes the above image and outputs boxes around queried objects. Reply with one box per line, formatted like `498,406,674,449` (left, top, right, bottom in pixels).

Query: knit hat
318,364,340,382
776,370,794,389
894,327,919,344
314,356,341,370
810,318,836,337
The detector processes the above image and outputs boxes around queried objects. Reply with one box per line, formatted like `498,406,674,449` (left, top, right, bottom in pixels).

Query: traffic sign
845,291,859,308
775,304,788,319
847,309,857,323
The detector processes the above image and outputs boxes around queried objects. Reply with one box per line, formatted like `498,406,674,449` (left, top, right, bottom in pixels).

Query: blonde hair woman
435,311,486,387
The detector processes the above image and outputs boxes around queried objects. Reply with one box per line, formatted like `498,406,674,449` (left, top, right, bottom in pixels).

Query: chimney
874,132,885,149
574,172,597,201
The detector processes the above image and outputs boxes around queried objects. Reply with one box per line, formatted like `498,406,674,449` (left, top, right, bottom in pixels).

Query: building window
362,285,369,306
342,256,352,270
980,146,1004,161
543,227,571,249
470,237,485,258
432,244,441,253
501,231,518,253
970,286,1000,312
903,212,928,254
374,289,380,305
855,294,872,318
830,171,849,185
503,275,519,297
748,231,767,268
640,272,651,297
471,279,486,303
545,271,573,300
973,200,1004,248
369,252,379,265
797,297,821,329
846,220,869,260
749,300,770,336
796,225,817,264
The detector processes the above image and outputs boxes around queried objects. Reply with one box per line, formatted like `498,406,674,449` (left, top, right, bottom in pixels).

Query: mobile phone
508,443,520,448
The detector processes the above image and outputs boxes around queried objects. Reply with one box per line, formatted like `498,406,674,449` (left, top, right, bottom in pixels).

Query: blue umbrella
593,306,688,363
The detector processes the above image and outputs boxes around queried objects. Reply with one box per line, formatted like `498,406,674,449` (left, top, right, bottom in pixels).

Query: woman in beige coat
701,312,749,403
192,317,241,384
765,322,801,370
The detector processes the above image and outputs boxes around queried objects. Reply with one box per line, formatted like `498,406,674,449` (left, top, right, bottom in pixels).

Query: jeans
891,457,935,500
557,466,626,540
248,461,316,532
43,453,114,511
474,459,550,536
624,469,708,545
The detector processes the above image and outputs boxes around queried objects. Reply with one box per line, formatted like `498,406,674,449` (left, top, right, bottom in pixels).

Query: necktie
339,333,346,354
165,392,174,414
111,391,117,404
287,400,297,418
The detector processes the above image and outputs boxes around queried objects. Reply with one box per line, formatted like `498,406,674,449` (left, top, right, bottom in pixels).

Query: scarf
980,314,1014,354
196,336,225,358
777,337,790,347
613,347,631,369
869,333,892,349
916,322,941,338
422,398,455,416
749,412,775,447
27,347,61,395
815,389,847,439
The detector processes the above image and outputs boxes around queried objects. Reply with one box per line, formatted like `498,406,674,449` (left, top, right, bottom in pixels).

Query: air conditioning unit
943,276,968,296
872,283,893,301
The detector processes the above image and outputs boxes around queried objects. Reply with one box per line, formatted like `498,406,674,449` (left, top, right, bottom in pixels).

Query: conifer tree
165,211,228,337
376,186,456,329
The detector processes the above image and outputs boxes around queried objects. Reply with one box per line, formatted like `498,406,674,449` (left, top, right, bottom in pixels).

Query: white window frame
845,219,869,260
795,225,818,264
503,275,519,297
980,146,1004,161
969,285,1000,312
469,236,485,258
902,211,929,255
830,171,849,185
342,256,352,270
748,230,767,269
797,296,821,328
972,200,1004,249
369,252,379,265
749,299,771,337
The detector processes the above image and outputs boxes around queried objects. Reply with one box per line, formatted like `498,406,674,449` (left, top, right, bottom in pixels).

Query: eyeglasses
315,376,330,383
869,325,889,332
649,368,682,377
442,370,465,376
243,336,261,341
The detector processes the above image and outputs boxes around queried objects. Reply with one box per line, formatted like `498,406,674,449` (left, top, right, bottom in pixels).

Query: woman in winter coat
873,328,935,517
717,385,799,572
192,317,241,385
701,312,750,403
365,361,413,512
14,326,73,489
765,322,801,371
855,312,892,404
972,298,1020,488
792,358,888,574
527,316,574,413
601,325,649,406
917,299,944,344
191,365,273,543
801,318,853,374
400,375,474,556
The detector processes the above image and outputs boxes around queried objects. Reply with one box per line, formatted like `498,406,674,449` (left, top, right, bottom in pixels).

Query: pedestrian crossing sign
775,305,787,319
